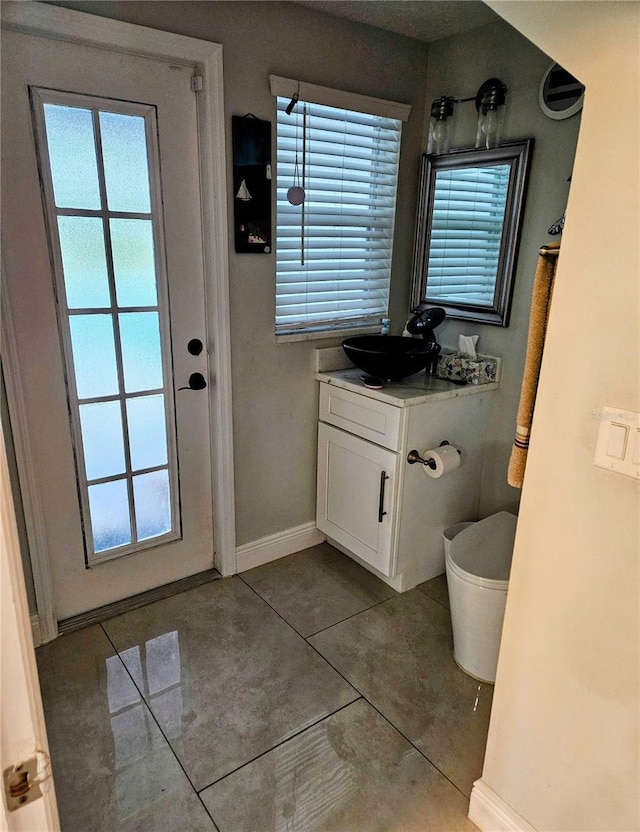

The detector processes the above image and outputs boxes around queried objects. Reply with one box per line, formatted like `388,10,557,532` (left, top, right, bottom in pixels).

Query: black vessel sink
342,335,439,381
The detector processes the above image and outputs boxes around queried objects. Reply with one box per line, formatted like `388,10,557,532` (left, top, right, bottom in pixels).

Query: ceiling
293,1,499,44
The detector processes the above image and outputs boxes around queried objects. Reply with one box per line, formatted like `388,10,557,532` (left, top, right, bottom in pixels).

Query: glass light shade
427,96,454,156
475,105,505,149
474,79,507,150
427,115,452,155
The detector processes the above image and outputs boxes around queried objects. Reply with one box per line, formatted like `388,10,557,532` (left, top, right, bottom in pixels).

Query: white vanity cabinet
316,370,498,592
317,422,398,576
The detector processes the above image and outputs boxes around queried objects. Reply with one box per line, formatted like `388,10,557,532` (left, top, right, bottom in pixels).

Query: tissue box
436,351,499,385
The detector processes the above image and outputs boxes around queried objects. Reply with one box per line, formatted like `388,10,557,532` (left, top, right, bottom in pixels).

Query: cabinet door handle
378,471,389,523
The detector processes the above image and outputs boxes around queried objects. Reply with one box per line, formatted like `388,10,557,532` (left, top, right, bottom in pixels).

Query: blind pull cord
301,104,307,267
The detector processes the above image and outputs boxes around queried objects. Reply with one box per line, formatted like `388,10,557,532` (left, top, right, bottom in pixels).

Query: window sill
275,325,382,344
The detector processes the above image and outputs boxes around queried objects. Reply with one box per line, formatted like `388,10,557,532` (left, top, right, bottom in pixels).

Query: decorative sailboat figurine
235,179,252,201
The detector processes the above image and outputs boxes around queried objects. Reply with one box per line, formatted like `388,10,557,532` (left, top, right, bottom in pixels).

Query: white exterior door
2,26,218,620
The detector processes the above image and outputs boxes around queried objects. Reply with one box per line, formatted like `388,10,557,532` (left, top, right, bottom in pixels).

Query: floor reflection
274,716,357,831
105,631,184,821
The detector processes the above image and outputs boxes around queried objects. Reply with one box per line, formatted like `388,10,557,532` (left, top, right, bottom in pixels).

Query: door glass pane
126,395,168,471
58,216,111,309
88,479,132,552
36,90,179,561
99,111,151,213
133,470,171,540
119,312,163,393
69,315,119,399
43,104,101,209
110,219,158,308
80,401,126,480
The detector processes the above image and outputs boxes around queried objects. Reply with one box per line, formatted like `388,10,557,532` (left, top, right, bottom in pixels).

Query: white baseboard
30,613,42,648
469,780,537,832
236,522,326,573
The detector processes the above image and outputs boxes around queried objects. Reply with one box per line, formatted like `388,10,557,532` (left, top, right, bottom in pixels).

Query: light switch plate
606,422,628,459
594,406,640,479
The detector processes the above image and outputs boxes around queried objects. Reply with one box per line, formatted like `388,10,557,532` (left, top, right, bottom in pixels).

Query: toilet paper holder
407,441,461,470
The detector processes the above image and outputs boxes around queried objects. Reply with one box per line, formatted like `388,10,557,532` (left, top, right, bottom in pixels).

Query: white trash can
444,512,517,683
442,521,475,559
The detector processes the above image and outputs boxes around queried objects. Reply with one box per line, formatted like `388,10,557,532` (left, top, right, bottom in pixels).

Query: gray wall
55,0,430,546
422,19,581,517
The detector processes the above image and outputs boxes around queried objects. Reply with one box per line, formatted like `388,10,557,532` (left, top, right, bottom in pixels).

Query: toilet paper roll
421,444,460,478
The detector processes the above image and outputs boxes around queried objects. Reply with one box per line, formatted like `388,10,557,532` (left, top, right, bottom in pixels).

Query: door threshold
57,568,222,635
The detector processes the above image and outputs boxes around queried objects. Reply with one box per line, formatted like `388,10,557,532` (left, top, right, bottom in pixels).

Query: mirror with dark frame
411,140,533,326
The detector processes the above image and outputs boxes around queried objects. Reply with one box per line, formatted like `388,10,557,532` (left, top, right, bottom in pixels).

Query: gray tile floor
36,543,491,831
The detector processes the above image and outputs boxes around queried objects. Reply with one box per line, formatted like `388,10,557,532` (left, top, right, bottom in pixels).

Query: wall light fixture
427,78,507,155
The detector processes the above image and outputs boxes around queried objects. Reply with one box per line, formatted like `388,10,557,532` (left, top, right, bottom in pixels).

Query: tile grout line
302,592,397,639
304,633,474,802
195,696,363,795
96,573,470,809
98,623,221,832
415,586,450,612
238,575,471,802
238,571,395,640
97,586,363,804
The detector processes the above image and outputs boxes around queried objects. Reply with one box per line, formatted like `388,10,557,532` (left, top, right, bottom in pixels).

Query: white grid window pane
126,395,168,471
133,470,171,541
88,479,132,552
80,401,126,480
69,315,120,399
276,98,401,335
426,164,510,306
110,219,158,308
58,216,111,309
99,111,151,213
119,312,163,393
42,104,101,210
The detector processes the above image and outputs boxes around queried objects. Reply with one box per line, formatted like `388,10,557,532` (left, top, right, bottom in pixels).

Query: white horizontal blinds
427,163,511,306
276,97,402,334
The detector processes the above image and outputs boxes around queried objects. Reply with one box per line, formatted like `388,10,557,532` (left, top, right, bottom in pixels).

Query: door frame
1,1,236,643
1,420,60,831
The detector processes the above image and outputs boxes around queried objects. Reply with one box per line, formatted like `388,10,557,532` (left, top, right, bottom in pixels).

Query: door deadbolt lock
187,338,203,356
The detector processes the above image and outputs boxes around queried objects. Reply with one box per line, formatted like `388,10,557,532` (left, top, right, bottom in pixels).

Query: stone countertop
315,368,499,408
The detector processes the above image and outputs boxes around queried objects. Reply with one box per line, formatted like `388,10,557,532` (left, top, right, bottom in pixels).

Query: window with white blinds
275,98,402,335
426,163,511,306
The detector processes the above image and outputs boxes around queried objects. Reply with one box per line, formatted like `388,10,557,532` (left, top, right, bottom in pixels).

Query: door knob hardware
178,372,207,391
